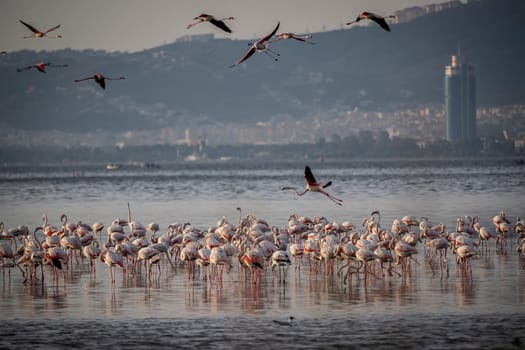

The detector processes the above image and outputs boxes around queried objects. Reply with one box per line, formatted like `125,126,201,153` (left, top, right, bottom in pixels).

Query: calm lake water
1,159,524,349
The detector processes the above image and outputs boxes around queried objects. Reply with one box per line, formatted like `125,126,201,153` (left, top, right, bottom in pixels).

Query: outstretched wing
371,17,391,31
230,46,256,67
260,22,280,43
44,24,61,34
17,65,34,72
20,20,40,34
304,166,317,185
210,18,232,33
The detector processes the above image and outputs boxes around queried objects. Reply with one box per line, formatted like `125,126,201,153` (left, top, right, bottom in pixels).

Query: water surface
1,159,524,348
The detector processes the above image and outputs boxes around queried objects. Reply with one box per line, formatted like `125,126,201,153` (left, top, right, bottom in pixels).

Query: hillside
0,0,524,133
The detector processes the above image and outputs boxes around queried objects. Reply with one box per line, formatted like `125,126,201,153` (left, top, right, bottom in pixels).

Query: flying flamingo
346,12,396,32
74,73,125,90
187,14,235,33
20,20,62,38
230,22,281,67
281,165,343,206
17,62,68,73
269,33,315,45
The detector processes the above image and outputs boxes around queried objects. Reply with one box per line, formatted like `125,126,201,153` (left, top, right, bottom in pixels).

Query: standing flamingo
17,62,68,73
230,22,281,67
74,73,125,90
20,20,62,38
187,14,234,33
346,12,396,32
271,250,292,283
269,33,315,45
281,165,343,206
100,244,123,283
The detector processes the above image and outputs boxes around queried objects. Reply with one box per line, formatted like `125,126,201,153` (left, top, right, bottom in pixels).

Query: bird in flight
270,33,315,45
17,62,68,73
282,166,343,206
346,12,396,32
20,20,62,38
187,13,235,33
230,22,281,68
74,73,125,89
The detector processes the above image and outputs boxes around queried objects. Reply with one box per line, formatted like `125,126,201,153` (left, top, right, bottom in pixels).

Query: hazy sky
2,0,448,53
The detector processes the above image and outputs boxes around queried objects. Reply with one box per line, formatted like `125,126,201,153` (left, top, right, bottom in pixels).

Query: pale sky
1,0,449,53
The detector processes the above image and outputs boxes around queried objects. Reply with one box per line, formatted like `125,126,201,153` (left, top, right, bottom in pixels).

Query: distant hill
0,0,524,133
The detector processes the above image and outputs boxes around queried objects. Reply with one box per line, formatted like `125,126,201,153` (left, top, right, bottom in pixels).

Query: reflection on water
1,160,524,347
4,243,523,319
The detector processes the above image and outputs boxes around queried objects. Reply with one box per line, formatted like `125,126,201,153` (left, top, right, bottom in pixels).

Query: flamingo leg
262,50,278,61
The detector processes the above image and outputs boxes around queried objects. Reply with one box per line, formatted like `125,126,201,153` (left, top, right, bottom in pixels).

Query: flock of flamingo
1,204,524,289
4,10,524,291
12,11,396,88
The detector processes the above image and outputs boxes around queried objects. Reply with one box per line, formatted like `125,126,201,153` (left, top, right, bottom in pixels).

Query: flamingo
83,240,102,273
137,246,161,277
241,247,265,284
20,20,62,38
346,12,396,32
269,33,315,45
0,240,16,276
281,165,343,206
230,22,281,67
187,14,234,33
271,250,291,283
74,73,125,90
100,244,123,283
17,62,68,73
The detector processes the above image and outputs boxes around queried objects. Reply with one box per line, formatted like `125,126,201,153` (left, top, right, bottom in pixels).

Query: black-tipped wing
97,78,106,89
231,46,256,67
210,18,232,33
371,17,391,31
20,20,40,34
260,22,280,43
44,24,61,34
17,65,34,72
304,166,317,185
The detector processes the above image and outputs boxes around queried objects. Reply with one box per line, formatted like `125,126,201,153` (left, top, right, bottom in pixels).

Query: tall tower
445,53,476,141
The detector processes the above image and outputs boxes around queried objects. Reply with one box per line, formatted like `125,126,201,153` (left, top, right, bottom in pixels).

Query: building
445,53,477,141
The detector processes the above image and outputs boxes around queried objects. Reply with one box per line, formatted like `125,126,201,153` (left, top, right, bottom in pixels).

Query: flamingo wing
210,18,232,33
17,65,34,72
371,16,391,31
20,20,40,34
260,22,280,43
304,166,317,185
96,78,106,89
74,76,94,83
231,46,256,67
291,36,307,42
44,24,61,34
